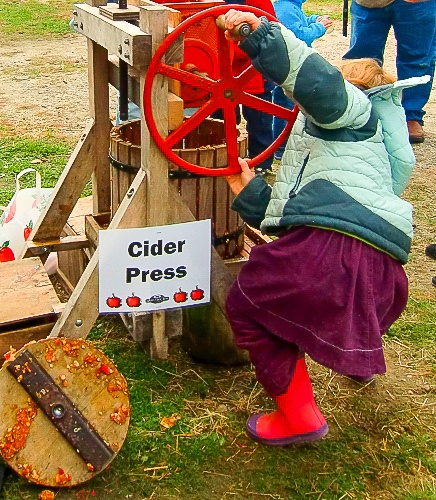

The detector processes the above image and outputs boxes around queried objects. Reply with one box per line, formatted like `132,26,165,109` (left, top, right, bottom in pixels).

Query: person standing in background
223,0,277,173
343,0,436,143
272,0,333,160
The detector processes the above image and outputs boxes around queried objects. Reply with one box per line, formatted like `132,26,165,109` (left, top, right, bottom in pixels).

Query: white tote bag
0,168,53,262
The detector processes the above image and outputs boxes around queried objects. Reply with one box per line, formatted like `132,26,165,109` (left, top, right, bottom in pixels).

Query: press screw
75,319,83,327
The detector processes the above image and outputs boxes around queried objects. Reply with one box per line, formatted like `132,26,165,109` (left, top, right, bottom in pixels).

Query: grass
0,136,93,206
1,0,436,499
0,0,76,40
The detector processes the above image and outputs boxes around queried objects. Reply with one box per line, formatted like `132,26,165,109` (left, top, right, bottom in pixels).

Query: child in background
222,9,426,446
272,0,333,160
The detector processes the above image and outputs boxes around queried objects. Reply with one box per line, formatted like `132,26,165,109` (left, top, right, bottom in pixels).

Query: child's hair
336,58,396,90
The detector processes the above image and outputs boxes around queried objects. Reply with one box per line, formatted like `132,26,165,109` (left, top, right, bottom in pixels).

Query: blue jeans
272,86,294,156
242,90,274,171
344,0,436,124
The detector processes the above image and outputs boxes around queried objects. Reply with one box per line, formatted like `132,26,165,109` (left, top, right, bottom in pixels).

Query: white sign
98,219,211,313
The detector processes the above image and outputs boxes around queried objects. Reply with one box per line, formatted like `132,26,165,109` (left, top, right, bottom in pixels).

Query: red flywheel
144,5,298,176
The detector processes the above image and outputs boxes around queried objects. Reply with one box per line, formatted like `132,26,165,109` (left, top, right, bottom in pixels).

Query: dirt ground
0,24,435,469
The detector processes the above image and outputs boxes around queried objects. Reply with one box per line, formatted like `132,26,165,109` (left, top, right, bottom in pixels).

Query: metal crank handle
215,14,252,38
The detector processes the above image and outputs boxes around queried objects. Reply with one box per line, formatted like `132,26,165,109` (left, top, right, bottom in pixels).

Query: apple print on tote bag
0,168,53,262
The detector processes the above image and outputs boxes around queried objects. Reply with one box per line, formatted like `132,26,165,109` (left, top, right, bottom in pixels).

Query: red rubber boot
246,357,328,446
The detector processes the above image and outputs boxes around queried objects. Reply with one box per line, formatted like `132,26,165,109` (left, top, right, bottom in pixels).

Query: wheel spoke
158,63,217,92
235,64,261,89
164,100,220,148
222,103,240,168
240,92,295,121
216,29,235,82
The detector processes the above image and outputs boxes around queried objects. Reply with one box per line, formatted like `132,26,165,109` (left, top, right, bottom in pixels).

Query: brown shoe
407,120,425,143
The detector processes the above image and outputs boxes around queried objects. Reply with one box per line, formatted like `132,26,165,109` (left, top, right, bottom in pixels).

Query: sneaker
407,120,425,143
425,244,436,260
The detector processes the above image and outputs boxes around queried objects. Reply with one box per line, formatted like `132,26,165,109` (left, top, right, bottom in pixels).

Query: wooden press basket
109,118,248,259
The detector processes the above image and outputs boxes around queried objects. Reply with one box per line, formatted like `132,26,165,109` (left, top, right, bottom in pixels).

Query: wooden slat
0,323,54,359
197,148,214,221
73,3,152,67
0,258,61,327
89,39,112,217
22,120,98,258
26,235,89,255
140,4,171,359
177,149,198,217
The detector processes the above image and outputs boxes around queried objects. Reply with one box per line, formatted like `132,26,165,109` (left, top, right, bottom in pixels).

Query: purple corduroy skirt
225,226,408,396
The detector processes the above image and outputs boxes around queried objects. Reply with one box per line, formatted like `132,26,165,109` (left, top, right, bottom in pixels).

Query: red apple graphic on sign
0,241,15,262
173,288,188,303
126,293,141,308
190,286,205,301
106,293,122,308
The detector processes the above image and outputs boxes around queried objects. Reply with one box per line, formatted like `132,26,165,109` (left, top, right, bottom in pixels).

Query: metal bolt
80,22,83,30
75,319,83,327
52,404,65,419
42,246,50,254
118,44,123,54
73,21,78,28
124,52,130,59
223,89,233,98
127,188,134,198
124,38,130,45
73,10,77,15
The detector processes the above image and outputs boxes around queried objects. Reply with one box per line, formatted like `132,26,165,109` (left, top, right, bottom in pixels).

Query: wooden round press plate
0,338,131,487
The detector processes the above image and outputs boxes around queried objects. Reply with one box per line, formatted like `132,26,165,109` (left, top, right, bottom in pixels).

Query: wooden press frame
20,0,244,359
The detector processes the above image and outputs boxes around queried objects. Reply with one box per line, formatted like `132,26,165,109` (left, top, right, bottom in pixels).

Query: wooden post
88,38,112,216
139,5,171,359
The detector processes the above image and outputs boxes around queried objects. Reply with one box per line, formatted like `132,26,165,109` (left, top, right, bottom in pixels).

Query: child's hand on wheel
223,10,261,41
226,157,256,195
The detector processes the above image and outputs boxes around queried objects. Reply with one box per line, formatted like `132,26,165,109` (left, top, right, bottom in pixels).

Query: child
221,9,427,446
272,0,333,160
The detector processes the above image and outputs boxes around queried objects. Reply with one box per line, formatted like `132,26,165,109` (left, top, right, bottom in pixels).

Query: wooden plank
177,150,198,220
0,323,54,359
26,235,89,256
197,148,214,222
140,5,171,359
99,4,140,21
88,39,112,217
68,196,94,235
22,120,97,259
84,215,102,257
117,141,135,208
168,92,184,131
110,137,122,218
73,3,152,67
0,258,61,327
